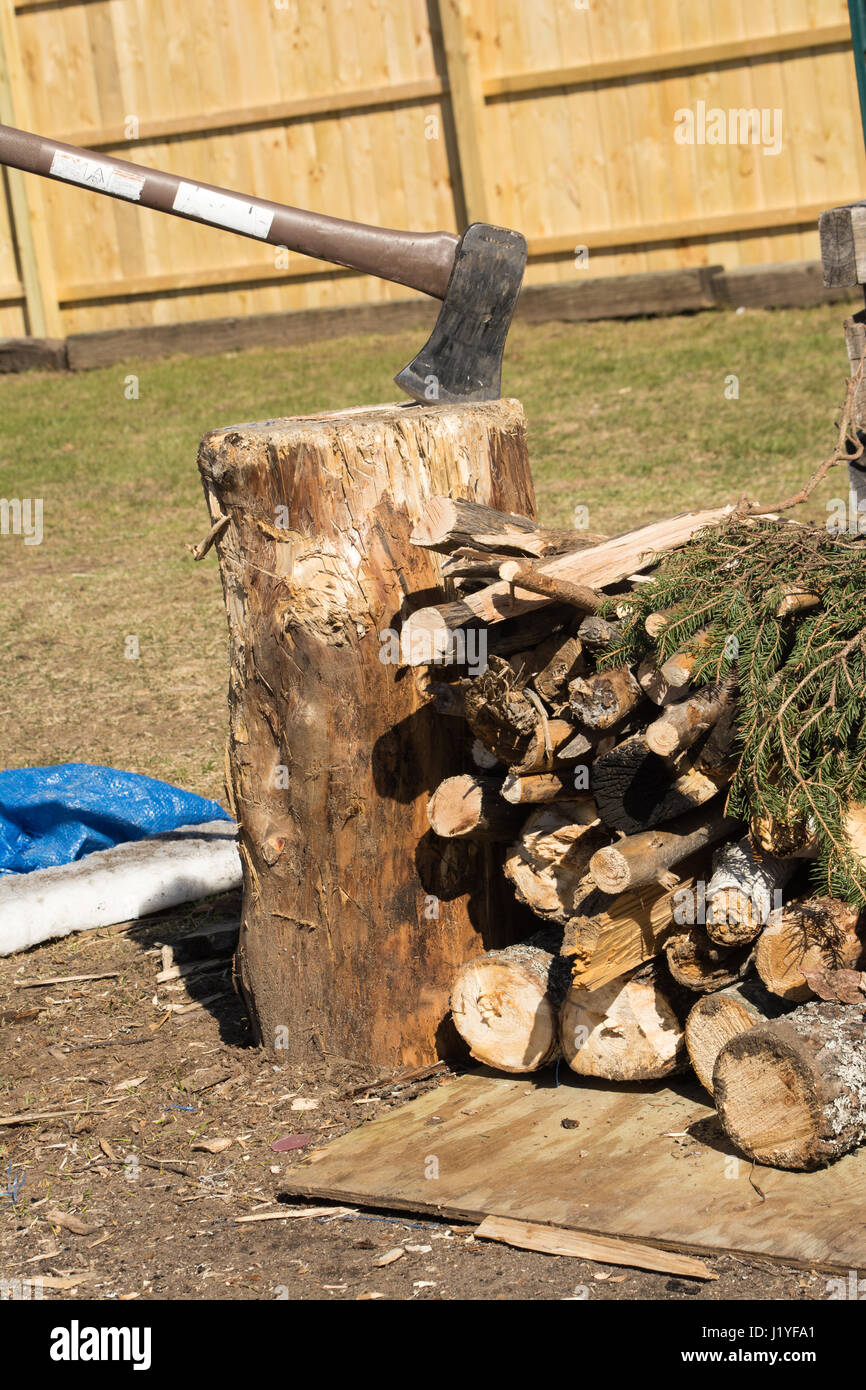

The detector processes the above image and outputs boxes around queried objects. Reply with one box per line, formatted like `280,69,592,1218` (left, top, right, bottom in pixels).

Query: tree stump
198,399,536,1065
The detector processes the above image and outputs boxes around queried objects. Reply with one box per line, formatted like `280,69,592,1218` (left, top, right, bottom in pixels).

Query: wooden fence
0,0,864,340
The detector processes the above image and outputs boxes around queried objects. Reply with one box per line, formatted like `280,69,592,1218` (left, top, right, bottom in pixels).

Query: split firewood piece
427,774,525,841
754,897,864,1002
450,927,571,1072
684,977,793,1094
569,666,643,731
664,929,752,994
559,960,689,1081
533,634,585,704
658,628,712,690
705,838,798,946
714,1000,866,1170
587,802,737,896
498,559,603,613
410,496,604,558
844,802,866,867
400,507,733,663
576,614,622,652
504,805,605,925
501,771,592,805
645,680,736,759
591,735,727,835
563,876,694,990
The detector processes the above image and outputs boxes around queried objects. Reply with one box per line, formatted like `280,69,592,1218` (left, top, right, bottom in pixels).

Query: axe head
394,222,526,404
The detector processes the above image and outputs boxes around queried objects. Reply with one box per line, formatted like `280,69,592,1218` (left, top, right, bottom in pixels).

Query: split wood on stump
198,399,535,1065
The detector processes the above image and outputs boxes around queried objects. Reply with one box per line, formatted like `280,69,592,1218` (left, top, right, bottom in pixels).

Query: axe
0,122,526,403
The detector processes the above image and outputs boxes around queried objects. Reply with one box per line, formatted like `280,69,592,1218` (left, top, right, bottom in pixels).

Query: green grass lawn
0,302,857,803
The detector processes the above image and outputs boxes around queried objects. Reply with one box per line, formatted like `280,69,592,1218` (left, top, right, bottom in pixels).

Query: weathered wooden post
198,399,536,1066
819,201,866,508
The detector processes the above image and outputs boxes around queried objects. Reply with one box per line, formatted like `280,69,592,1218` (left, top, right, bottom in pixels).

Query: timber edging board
0,261,857,374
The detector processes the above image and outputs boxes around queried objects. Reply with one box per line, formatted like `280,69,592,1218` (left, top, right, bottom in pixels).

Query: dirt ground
0,890,839,1303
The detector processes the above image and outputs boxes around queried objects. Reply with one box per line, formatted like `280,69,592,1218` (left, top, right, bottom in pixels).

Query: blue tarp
0,764,232,876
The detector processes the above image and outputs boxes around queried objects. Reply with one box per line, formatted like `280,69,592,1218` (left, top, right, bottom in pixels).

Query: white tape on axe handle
49,151,144,201
172,181,274,239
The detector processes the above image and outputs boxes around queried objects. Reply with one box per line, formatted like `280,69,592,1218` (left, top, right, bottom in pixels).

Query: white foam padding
0,821,241,955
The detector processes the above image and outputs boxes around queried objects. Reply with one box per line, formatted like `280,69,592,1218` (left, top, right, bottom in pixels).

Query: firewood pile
401,496,866,1173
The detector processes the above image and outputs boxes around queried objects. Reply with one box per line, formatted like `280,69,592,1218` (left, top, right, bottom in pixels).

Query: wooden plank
64,297,437,369
715,259,856,309
436,0,489,223
532,200,852,258
0,336,66,371
483,23,852,98
283,1069,866,1270
0,0,61,335
516,266,722,322
57,78,449,152
475,1214,715,1279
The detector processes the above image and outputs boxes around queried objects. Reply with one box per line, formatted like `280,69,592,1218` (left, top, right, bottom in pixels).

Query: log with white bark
705,837,798,945
400,507,733,663
714,1000,866,1169
559,960,688,1081
450,928,571,1072
664,927,751,993
644,681,736,759
684,977,792,1094
427,774,525,841
754,897,864,1002
410,496,603,557
587,802,737,896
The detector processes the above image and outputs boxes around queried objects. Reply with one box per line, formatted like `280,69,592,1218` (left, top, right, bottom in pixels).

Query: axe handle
0,122,459,300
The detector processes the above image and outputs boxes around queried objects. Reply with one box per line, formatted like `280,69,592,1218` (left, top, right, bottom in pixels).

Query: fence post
437,0,489,225
0,0,61,338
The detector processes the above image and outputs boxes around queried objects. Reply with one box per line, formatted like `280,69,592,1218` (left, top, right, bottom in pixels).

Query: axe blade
394,223,526,404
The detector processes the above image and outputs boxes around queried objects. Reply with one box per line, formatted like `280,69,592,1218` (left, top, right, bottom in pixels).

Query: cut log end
450,936,568,1072
714,1001,866,1169
559,963,686,1081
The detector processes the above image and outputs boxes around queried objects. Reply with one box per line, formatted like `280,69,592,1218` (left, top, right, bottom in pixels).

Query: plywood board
284,1069,866,1270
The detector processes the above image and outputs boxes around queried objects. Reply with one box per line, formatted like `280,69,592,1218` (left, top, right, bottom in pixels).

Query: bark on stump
198,399,535,1064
